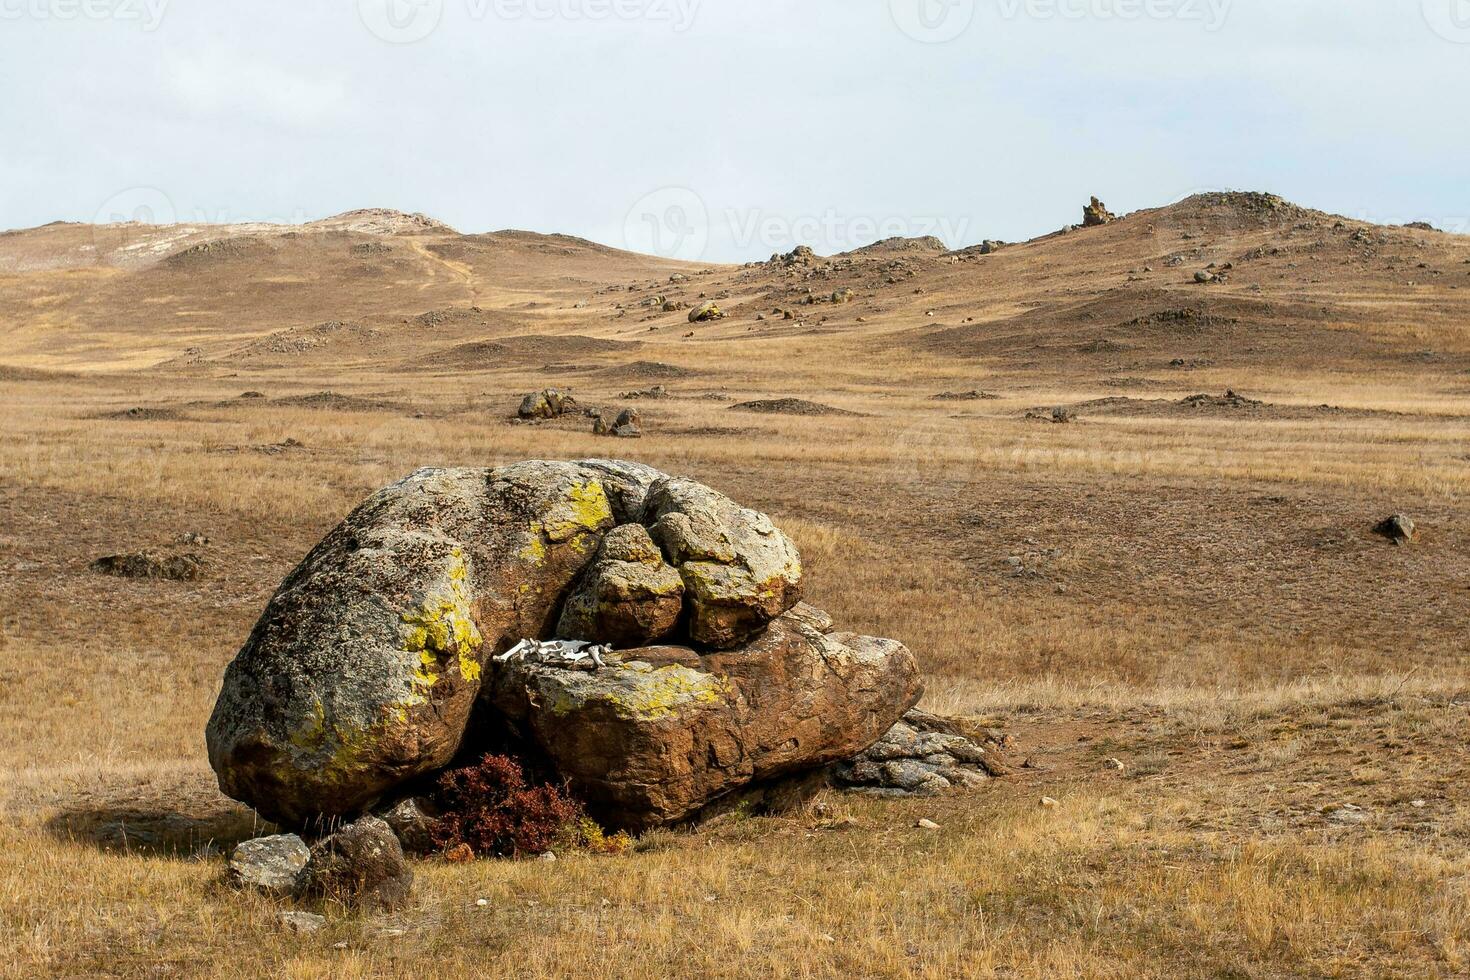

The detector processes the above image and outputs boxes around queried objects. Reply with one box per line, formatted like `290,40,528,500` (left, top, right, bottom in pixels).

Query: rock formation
1082,196,1116,227
207,460,921,832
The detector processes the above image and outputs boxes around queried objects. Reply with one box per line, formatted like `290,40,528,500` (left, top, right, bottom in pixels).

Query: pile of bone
495,638,614,671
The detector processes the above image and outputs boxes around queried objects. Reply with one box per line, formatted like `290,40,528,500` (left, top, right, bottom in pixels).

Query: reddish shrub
431,754,585,858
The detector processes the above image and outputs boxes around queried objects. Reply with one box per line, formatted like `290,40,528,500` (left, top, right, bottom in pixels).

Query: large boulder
206,462,631,826
206,458,915,833
485,604,922,831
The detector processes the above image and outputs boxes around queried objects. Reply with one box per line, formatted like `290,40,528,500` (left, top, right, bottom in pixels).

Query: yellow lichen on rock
401,549,484,690
597,664,730,721
542,481,614,542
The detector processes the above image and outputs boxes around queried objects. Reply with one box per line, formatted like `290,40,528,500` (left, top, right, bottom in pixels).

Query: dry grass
2,201,1469,976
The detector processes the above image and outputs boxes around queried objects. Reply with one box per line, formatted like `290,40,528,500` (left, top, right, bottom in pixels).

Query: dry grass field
2,195,1468,977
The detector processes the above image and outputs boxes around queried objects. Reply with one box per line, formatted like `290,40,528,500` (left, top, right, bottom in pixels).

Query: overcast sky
2,0,1467,261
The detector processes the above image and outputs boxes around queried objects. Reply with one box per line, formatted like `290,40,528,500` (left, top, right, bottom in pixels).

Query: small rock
689,301,724,323
444,843,475,864
916,818,941,830
278,911,327,935
1104,758,1125,772
229,835,310,897
307,817,414,910
475,898,489,908
1411,800,1427,809
539,851,558,863
1040,797,1060,809
517,388,578,421
1373,513,1416,545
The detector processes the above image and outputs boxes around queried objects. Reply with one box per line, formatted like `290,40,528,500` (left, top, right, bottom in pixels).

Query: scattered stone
916,818,941,830
279,911,327,935
518,388,580,421
91,551,204,582
594,408,643,438
1082,197,1116,227
931,390,999,401
1040,797,1060,808
689,301,724,323
620,385,669,400
239,391,266,399
1104,758,1125,772
539,851,558,863
1373,513,1416,545
831,288,854,304
228,835,310,897
174,531,211,546
307,817,414,911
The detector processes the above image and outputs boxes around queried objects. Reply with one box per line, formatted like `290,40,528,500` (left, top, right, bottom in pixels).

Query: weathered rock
834,709,1005,796
375,796,442,856
229,834,310,896
279,911,327,934
206,459,909,834
518,388,579,420
645,477,803,649
611,422,642,439
485,605,921,830
557,524,684,647
307,817,414,910
207,462,627,825
1082,196,1116,227
1374,513,1416,545
688,301,724,323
